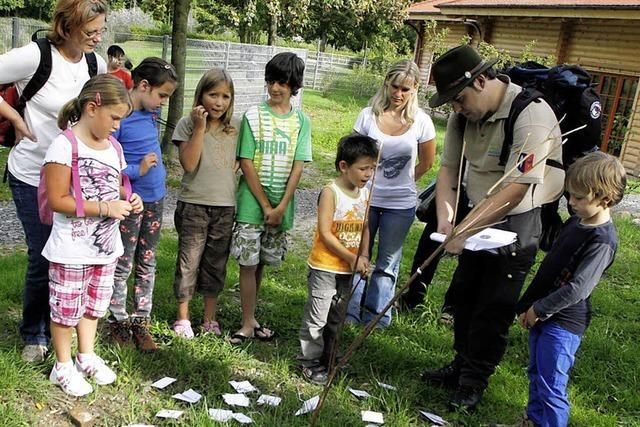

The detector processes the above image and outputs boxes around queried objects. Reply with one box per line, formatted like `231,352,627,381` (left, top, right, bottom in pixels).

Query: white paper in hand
151,377,176,389
232,413,254,424
257,394,282,406
419,410,448,425
295,395,320,416
209,409,233,422
430,227,517,251
361,410,384,424
348,387,372,399
172,388,202,404
229,380,258,393
222,393,251,407
155,409,183,419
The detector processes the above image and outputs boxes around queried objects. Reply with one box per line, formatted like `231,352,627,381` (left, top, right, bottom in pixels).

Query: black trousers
452,208,541,390
401,190,471,309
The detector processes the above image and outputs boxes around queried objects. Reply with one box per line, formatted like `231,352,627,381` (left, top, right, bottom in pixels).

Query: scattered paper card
232,413,254,424
295,395,320,416
257,394,282,406
209,408,233,422
362,410,384,424
229,380,258,393
348,387,372,399
430,227,517,251
151,377,176,389
155,409,183,419
222,393,251,407
376,381,397,391
172,388,202,404
419,410,448,426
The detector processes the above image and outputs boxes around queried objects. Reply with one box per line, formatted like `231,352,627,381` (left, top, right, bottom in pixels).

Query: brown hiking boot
109,320,133,347
131,317,158,352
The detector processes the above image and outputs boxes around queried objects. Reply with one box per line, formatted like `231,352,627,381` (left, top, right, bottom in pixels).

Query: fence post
162,35,169,61
225,41,230,69
313,51,321,91
12,17,19,48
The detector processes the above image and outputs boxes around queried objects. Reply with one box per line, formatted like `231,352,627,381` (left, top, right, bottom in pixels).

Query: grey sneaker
22,344,48,363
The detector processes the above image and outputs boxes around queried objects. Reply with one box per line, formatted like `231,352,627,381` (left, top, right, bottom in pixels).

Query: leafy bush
321,65,384,99
108,7,156,34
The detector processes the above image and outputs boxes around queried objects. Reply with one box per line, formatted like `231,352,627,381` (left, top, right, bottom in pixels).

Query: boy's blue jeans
8,172,52,346
346,206,415,328
527,321,582,427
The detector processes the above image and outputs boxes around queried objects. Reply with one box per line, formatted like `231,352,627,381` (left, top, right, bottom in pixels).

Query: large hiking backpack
0,30,98,148
456,63,602,251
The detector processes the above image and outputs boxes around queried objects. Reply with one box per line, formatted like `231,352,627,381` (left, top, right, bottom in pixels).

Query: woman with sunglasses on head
346,60,437,329
0,0,108,363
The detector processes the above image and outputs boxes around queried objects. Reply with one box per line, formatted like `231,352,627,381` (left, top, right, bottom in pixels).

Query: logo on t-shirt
517,152,534,173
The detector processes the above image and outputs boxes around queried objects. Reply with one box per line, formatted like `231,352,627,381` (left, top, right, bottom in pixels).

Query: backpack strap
61,128,85,218
85,52,98,77
498,87,544,166
17,37,53,112
108,136,132,201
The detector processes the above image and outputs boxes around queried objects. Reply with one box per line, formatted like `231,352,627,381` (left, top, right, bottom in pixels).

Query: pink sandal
202,320,221,337
172,320,194,339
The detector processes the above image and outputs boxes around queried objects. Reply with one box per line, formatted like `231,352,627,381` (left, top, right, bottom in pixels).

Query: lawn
0,89,639,426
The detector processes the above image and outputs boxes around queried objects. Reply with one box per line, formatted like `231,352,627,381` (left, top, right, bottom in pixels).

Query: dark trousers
401,190,470,309
452,208,541,390
8,172,52,345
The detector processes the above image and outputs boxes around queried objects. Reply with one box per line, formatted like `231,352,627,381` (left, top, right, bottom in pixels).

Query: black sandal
253,326,275,341
229,333,251,345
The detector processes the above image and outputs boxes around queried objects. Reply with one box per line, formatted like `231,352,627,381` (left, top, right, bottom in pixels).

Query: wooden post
313,40,321,90
11,17,19,48
161,34,169,61
225,41,230,69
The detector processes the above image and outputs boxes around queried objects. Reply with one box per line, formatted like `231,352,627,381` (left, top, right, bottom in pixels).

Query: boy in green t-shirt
230,52,312,344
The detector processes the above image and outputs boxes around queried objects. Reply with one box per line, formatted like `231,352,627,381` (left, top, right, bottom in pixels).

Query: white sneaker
75,354,117,385
22,344,48,363
49,361,93,397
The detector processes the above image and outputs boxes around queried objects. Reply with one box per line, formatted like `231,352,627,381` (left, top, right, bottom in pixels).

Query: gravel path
0,188,638,247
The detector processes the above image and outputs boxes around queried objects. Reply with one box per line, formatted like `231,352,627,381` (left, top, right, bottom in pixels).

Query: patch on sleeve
517,152,534,173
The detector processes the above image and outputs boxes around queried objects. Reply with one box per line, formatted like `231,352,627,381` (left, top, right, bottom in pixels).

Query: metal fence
1,17,374,117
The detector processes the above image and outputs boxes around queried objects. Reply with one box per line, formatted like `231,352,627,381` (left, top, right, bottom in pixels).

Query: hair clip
95,92,102,106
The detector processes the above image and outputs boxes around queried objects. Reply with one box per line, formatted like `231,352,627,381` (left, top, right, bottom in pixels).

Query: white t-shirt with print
41,133,126,265
354,107,436,209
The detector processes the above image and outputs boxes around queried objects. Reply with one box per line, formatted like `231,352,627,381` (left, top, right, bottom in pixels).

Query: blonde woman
0,0,108,362
346,60,437,328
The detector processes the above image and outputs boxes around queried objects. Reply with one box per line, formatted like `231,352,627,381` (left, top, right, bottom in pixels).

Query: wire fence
1,17,377,117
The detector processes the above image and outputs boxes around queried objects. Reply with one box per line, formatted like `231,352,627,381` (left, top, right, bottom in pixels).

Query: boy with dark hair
498,151,626,427
229,52,311,344
298,133,377,384
107,44,133,90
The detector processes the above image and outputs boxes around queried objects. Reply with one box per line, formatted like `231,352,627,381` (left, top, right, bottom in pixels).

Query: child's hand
265,206,284,227
519,307,538,329
129,193,144,214
190,105,208,131
139,152,158,176
353,257,370,277
107,200,133,220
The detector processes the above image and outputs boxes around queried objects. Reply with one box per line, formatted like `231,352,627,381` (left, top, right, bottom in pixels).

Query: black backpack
0,30,98,149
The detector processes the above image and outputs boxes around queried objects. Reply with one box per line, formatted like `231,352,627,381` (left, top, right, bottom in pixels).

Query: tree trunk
162,0,191,154
319,29,328,52
267,12,278,46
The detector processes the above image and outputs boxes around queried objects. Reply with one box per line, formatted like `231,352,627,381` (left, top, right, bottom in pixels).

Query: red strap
62,128,85,218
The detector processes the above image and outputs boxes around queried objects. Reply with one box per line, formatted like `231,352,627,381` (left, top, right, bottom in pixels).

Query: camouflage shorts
230,222,288,267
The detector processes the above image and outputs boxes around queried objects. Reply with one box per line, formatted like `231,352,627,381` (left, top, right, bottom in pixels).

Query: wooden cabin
407,0,640,175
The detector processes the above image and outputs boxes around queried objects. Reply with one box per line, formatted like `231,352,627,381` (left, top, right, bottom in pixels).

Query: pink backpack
38,128,132,225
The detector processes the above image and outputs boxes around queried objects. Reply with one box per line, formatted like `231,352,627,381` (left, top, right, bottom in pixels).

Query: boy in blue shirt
497,152,626,427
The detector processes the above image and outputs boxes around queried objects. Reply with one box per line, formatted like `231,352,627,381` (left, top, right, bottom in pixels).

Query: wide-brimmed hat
428,44,499,108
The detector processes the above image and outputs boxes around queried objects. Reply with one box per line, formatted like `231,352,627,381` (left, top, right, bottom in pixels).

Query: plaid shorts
230,222,288,267
49,262,117,326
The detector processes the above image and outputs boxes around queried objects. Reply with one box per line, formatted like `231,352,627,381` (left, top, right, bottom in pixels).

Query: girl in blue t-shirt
108,57,178,351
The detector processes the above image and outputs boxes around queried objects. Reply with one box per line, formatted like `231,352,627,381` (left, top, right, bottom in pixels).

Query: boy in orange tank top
298,133,378,385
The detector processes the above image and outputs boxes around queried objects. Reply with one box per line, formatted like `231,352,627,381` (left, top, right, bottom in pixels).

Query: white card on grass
151,376,176,389
295,395,320,416
172,388,202,404
208,408,234,422
419,410,448,425
229,380,258,393
257,394,282,406
362,410,384,424
155,409,183,419
377,381,397,391
348,387,372,399
232,413,254,424
222,393,251,407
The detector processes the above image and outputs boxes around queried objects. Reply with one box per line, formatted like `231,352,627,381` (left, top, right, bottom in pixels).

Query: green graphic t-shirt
236,102,312,230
